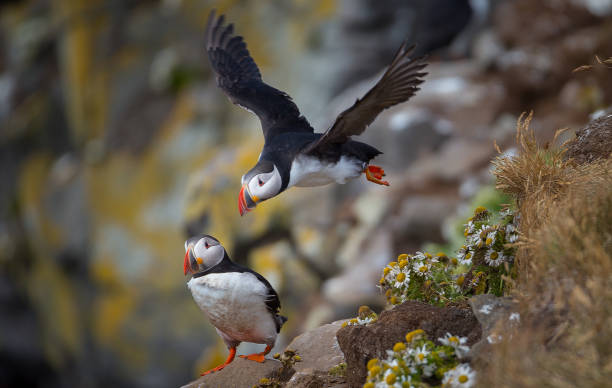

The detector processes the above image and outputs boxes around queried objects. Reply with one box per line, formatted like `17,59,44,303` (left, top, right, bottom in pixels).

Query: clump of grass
379,207,518,306
478,112,612,387
364,329,476,387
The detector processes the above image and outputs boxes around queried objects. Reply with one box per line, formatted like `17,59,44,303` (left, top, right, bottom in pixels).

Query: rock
564,113,612,164
323,229,392,305
408,138,495,182
286,320,346,374
284,320,348,387
468,294,519,365
390,195,457,243
337,301,481,387
181,358,283,388
285,372,348,388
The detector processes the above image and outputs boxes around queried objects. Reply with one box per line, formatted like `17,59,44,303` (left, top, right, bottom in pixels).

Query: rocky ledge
182,296,519,388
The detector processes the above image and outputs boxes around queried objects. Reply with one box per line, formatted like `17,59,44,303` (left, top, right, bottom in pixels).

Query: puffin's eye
204,242,209,249
258,178,264,186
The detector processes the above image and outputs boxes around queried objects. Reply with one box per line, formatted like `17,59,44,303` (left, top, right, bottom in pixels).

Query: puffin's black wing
206,10,313,139
303,43,427,154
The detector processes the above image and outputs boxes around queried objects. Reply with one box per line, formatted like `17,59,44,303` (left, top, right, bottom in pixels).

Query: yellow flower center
364,383,374,388
485,237,492,245
474,206,487,214
425,252,432,259
449,336,458,343
458,375,468,383
418,353,425,361
490,251,499,260
350,318,358,324
396,273,406,282
389,261,398,267
383,267,391,275
390,296,398,305
451,258,458,265
367,358,379,370
397,253,409,260
464,229,469,237
379,277,386,285
385,373,396,384
399,260,408,268
385,289,392,297
466,252,472,259
419,265,428,273
393,342,406,352
369,365,381,375
457,275,465,286
405,329,424,342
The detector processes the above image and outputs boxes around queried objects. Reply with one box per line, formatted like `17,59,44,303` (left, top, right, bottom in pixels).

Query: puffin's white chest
187,272,277,344
288,155,364,188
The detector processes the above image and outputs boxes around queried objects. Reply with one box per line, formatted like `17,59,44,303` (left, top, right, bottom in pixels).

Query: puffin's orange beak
183,248,198,275
183,250,190,275
238,185,257,216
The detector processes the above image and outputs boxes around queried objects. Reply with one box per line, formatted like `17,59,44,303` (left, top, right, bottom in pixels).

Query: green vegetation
364,330,476,387
379,207,518,307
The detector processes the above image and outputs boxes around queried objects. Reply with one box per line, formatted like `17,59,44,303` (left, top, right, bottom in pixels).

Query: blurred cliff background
0,0,610,387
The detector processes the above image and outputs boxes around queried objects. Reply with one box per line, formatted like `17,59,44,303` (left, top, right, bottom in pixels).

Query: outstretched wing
205,10,312,139
303,43,427,154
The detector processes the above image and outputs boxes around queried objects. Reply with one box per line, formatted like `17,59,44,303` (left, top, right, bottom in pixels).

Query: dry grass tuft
481,113,612,387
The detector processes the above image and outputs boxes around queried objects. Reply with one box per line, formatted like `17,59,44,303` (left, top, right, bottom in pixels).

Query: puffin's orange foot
364,165,389,186
239,353,266,363
200,347,236,376
200,364,227,376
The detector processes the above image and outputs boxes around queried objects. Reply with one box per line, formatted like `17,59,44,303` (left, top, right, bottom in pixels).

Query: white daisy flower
458,249,472,265
484,249,504,267
412,261,431,277
506,223,519,243
413,345,429,364
393,270,411,288
465,220,476,235
438,333,470,358
485,230,497,246
442,363,476,387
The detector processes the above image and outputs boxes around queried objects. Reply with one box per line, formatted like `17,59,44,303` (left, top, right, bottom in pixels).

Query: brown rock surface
181,358,283,388
565,113,612,164
286,320,346,374
336,301,481,388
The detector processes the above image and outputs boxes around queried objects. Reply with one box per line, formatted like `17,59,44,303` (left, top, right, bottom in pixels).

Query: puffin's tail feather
275,315,288,332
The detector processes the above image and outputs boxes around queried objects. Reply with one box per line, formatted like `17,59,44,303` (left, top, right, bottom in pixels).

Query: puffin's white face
183,235,224,275
239,164,282,216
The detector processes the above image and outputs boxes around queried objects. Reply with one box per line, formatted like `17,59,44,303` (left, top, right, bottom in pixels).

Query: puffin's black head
183,234,224,275
239,160,282,216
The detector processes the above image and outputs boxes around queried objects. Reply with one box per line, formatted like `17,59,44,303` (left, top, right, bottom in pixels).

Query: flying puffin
205,11,428,216
183,234,287,375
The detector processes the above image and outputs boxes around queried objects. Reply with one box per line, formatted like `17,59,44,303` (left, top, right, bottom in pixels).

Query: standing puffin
183,234,287,375
205,11,428,215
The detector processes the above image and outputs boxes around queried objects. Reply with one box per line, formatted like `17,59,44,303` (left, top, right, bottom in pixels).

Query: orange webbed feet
364,165,390,186
239,353,266,363
200,347,236,376
238,345,272,364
